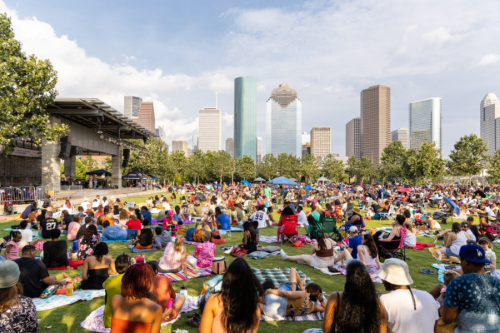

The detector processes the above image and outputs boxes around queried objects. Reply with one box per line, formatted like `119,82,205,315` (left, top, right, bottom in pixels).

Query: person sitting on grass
357,234,381,269
280,229,337,268
322,260,387,333
146,261,186,323
103,254,131,328
435,222,469,260
67,215,81,241
237,221,258,254
251,220,260,244
77,225,100,261
5,231,22,261
135,219,154,249
110,263,163,333
199,257,261,333
153,227,171,250
15,245,72,298
140,206,152,224
186,230,216,271
43,229,69,269
333,226,364,263
81,242,116,290
38,210,60,239
101,221,128,241
158,235,189,275
125,214,142,230
259,267,326,319
215,206,231,230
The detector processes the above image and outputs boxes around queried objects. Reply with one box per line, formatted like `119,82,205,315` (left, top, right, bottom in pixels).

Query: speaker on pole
58,136,71,159
122,148,130,168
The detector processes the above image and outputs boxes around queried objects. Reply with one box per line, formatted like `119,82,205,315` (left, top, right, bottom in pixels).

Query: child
479,237,497,275
5,231,22,261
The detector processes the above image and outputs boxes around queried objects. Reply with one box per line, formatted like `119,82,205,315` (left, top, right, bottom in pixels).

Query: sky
2,0,500,157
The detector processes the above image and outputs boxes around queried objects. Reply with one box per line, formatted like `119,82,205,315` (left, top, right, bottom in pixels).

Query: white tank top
450,231,467,255
362,245,377,266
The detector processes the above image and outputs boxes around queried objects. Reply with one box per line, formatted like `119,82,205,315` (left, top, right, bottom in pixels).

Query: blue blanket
126,244,166,253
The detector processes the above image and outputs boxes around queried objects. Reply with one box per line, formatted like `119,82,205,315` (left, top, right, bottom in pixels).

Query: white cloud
475,53,500,67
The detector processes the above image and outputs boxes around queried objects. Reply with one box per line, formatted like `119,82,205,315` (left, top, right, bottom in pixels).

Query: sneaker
280,249,287,260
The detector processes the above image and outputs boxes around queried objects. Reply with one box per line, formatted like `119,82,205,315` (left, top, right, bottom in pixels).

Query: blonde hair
175,235,184,252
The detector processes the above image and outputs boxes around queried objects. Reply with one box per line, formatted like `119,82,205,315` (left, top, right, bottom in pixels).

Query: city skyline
409,98,442,150
5,0,500,158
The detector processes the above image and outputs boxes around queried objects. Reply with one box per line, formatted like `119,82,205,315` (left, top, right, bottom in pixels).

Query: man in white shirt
484,204,496,218
297,205,308,230
378,259,439,333
80,198,90,211
250,205,270,228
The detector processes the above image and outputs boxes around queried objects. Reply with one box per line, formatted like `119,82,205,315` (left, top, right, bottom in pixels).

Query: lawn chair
279,215,299,246
379,227,407,261
378,205,395,220
322,217,341,241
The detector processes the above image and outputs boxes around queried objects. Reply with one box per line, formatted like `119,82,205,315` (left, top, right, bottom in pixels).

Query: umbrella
317,176,329,182
242,180,251,186
230,186,237,189
397,188,414,192
455,182,461,185
444,197,460,215
474,190,486,198
122,171,149,180
86,169,112,176
254,177,266,182
148,175,161,180
305,185,312,190
267,177,299,186
215,184,222,188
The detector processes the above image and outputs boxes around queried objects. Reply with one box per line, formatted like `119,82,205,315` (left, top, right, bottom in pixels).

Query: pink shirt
194,242,216,268
6,241,20,260
158,243,185,271
67,222,81,241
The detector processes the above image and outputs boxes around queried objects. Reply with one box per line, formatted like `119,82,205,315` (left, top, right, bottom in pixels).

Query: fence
0,185,84,205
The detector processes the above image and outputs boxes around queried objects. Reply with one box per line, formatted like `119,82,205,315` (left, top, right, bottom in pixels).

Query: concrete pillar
64,154,76,179
41,137,61,193
111,149,122,188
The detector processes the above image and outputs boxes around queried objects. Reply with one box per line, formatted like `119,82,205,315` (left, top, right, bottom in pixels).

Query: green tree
211,151,233,184
103,156,112,172
357,157,376,183
276,153,300,179
447,134,488,184
0,14,68,154
82,155,98,171
300,154,320,184
321,154,346,183
170,150,188,184
186,149,206,184
257,154,278,180
487,150,500,182
380,141,406,182
402,142,446,184
60,158,88,179
236,155,256,180
345,156,359,181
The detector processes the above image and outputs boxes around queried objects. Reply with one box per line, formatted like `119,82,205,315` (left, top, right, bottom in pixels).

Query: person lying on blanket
279,230,337,268
259,267,326,320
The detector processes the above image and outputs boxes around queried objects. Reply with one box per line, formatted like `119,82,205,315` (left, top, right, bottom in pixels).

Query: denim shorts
446,247,459,258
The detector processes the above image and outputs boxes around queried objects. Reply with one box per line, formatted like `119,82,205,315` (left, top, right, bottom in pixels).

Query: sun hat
0,261,20,289
353,207,361,214
459,244,491,264
377,258,414,286
349,226,358,233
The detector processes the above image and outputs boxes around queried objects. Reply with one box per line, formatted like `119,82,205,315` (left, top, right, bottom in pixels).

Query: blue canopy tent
86,169,112,176
242,180,251,186
122,171,149,180
267,177,299,186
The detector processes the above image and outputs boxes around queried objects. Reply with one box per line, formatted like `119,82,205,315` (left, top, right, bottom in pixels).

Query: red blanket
406,242,434,250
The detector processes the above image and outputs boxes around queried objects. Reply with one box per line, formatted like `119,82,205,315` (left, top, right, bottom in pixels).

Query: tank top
315,239,335,257
362,245,377,266
450,231,467,255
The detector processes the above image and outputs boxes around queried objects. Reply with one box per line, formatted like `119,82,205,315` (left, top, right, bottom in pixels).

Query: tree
236,155,256,180
402,142,446,185
82,155,98,171
211,151,233,184
300,154,320,184
124,138,168,178
321,154,346,183
257,154,278,180
103,156,112,172
380,141,406,182
345,156,359,181
170,150,188,184
186,149,206,184
60,158,88,179
447,134,488,184
357,157,376,183
0,14,68,154
487,150,500,182
276,153,300,179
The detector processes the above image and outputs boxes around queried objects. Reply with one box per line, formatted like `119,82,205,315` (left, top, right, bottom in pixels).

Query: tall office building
172,141,188,156
266,83,302,157
302,132,310,145
133,102,156,133
302,143,311,156
256,137,262,164
310,127,331,163
480,93,500,155
155,126,167,143
346,117,361,159
226,138,235,160
391,128,410,149
234,77,257,161
198,107,221,152
409,98,442,150
124,96,142,118
361,85,391,164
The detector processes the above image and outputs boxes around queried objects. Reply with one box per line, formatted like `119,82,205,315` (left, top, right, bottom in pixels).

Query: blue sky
3,0,500,157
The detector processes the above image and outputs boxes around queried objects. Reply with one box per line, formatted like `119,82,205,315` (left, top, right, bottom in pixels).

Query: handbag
230,246,248,257
211,256,226,274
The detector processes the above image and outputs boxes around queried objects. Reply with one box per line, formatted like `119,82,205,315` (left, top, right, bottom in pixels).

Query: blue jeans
93,181,97,189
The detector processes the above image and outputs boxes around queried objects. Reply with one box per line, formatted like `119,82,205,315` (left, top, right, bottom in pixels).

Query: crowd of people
0,181,499,332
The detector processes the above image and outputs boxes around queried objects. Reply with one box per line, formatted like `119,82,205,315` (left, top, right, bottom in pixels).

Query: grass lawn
1,193,498,333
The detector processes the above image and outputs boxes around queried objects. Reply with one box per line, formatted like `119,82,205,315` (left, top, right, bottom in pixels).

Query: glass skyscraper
234,77,257,161
409,97,442,150
266,83,302,157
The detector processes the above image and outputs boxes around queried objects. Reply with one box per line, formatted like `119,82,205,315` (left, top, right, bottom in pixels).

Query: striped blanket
261,312,324,322
160,266,212,282
251,267,314,286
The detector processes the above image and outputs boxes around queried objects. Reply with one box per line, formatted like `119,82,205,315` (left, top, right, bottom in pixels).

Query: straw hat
377,258,413,285
353,207,361,215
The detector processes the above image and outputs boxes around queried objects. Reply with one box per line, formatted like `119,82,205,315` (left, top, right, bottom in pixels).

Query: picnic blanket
332,264,382,283
160,266,212,282
261,311,324,322
126,244,165,253
259,236,279,244
251,267,314,286
101,239,131,243
81,294,199,333
184,239,199,245
33,289,105,312
431,264,500,283
406,242,434,250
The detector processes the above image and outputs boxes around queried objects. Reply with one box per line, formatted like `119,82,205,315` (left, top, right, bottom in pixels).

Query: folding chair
379,227,407,261
279,215,299,246
322,217,341,241
379,205,395,220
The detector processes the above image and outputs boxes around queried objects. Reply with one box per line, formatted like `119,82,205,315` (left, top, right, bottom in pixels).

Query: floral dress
0,295,38,333
77,235,99,260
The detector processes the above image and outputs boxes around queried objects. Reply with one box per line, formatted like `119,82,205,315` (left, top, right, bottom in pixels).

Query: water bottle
180,285,188,306
228,230,232,238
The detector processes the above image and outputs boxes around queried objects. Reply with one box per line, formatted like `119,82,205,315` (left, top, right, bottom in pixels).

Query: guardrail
0,185,85,205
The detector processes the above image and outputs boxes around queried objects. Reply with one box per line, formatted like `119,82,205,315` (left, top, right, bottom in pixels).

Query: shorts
311,255,334,269
446,248,459,258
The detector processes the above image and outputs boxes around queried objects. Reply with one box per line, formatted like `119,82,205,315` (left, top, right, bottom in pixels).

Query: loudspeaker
70,146,82,157
122,148,130,168
97,115,104,123
58,139,72,159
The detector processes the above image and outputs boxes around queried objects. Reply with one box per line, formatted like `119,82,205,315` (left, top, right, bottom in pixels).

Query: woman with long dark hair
322,260,387,333
238,221,257,254
357,234,381,269
81,242,116,290
199,257,261,333
435,222,469,259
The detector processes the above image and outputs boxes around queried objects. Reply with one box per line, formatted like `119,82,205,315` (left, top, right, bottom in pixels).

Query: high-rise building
409,98,442,150
226,138,235,160
133,102,156,133
310,127,331,163
391,128,410,149
256,137,262,164
302,143,311,156
266,83,302,157
172,141,188,156
198,107,221,152
480,93,500,155
234,77,257,161
155,126,167,143
302,132,310,145
124,96,142,118
361,85,391,165
346,117,361,159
